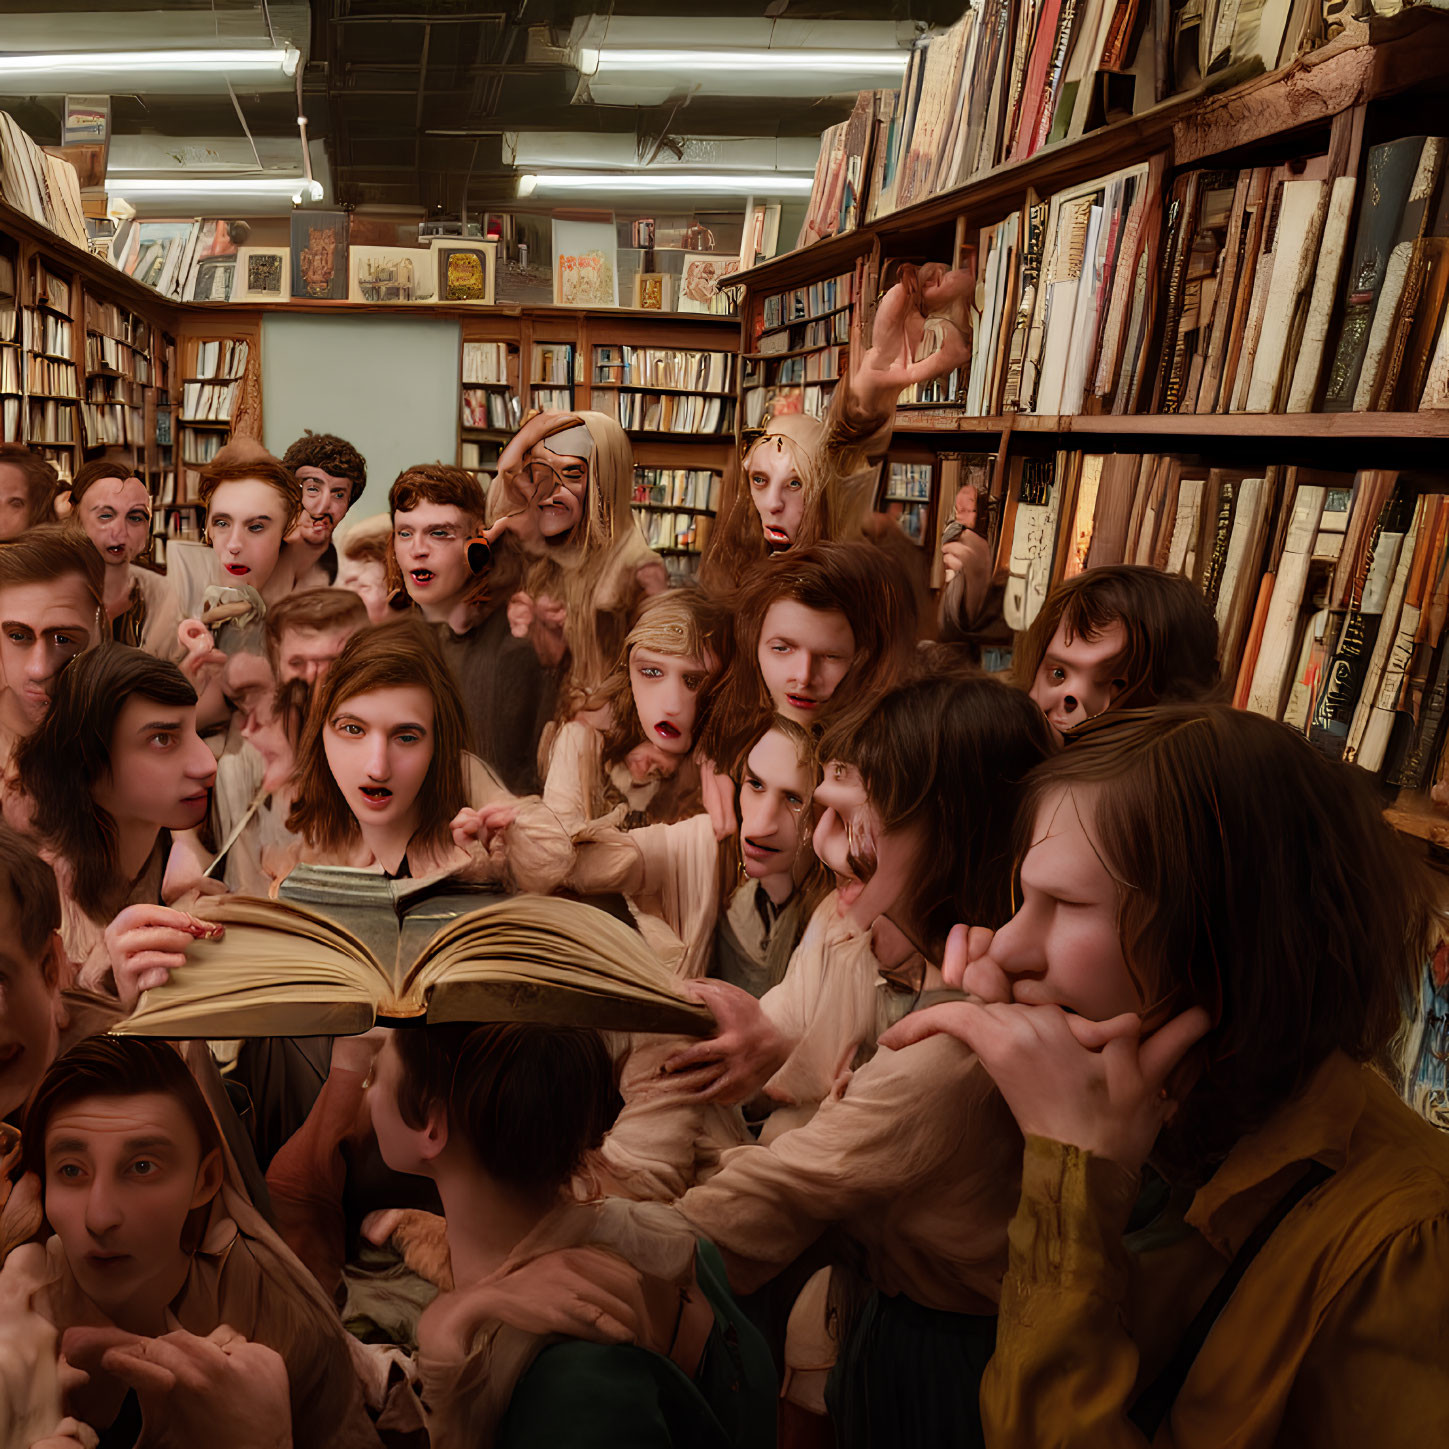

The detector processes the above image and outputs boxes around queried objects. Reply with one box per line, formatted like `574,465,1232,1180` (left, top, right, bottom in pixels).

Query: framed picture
552,218,618,308
632,272,670,311
231,248,289,302
678,254,741,313
437,241,496,304
289,210,349,300
348,245,437,304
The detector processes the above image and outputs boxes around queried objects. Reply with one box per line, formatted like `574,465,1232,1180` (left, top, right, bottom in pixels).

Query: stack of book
0,113,87,250
593,346,737,393
595,391,735,434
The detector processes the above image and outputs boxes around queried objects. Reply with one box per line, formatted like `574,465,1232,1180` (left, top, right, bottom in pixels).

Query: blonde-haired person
488,410,667,712
336,512,392,623
59,458,183,659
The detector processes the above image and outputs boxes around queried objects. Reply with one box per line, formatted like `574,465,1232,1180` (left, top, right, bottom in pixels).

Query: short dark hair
263,587,368,667
0,443,61,530
282,431,368,505
393,1021,622,1196
819,671,1056,956
384,464,488,605
0,823,61,961
1014,565,1222,711
23,1035,223,1180
1024,704,1442,1183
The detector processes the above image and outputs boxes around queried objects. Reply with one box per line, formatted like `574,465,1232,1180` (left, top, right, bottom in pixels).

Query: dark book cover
1322,137,1441,411
289,210,349,301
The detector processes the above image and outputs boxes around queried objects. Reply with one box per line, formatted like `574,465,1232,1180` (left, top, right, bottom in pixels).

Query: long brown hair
818,670,1056,958
1014,564,1223,711
701,539,921,773
1025,704,1442,1182
0,443,60,530
285,618,468,859
14,644,197,920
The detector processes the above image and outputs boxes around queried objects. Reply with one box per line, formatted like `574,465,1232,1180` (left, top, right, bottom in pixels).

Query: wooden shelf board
593,383,736,397
887,411,1449,438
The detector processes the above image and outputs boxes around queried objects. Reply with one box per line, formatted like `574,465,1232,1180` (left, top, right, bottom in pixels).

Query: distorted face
812,760,925,930
43,1091,221,1332
220,650,274,723
277,624,354,685
293,466,353,547
77,476,151,567
985,785,1141,1021
629,646,705,756
0,576,100,732
738,728,812,882
0,892,61,1120
746,441,805,549
525,442,588,542
368,1034,440,1179
1029,619,1129,737
93,696,217,833
756,600,856,726
206,479,288,591
0,463,34,542
338,556,389,624
323,685,435,834
393,503,475,614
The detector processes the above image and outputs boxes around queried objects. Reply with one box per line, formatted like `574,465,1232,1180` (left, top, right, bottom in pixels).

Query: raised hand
880,1000,1211,1173
659,978,787,1105
175,620,226,695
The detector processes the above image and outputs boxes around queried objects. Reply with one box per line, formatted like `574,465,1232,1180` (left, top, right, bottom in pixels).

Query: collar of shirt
1184,1050,1363,1258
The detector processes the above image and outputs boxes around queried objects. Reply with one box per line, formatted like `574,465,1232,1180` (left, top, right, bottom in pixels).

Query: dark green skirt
825,1290,996,1449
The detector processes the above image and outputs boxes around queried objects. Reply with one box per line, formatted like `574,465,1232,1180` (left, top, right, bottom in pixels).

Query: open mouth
785,693,819,711
223,563,250,576
653,721,681,741
409,569,436,586
105,544,127,557
359,785,393,808
742,838,780,864
764,526,790,545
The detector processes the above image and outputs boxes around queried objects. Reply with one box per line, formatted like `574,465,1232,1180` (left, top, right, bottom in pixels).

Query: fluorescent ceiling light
0,47,300,79
106,175,322,200
579,47,907,75
519,172,814,198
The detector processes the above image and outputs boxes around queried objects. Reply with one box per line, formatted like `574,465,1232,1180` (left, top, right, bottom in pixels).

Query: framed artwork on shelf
679,254,741,313
348,246,437,304
289,211,349,301
436,242,496,304
231,248,289,302
632,272,670,310
552,218,618,308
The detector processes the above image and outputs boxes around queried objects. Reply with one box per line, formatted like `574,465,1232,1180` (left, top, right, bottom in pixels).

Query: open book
115,867,715,1040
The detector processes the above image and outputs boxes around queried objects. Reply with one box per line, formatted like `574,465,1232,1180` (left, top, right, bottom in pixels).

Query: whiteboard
260,311,461,521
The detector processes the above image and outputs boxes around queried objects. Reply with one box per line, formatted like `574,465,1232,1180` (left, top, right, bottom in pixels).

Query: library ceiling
0,0,970,213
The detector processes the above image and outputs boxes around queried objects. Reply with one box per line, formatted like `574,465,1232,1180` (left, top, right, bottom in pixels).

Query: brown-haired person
672,673,1056,1449
9,645,216,990
281,430,367,587
264,586,368,685
883,704,1449,1448
387,462,554,795
61,457,183,658
0,525,104,773
15,1035,381,1448
0,443,60,540
1016,564,1222,738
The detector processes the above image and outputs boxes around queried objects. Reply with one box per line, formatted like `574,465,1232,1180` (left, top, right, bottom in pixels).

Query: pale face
0,576,100,732
220,650,274,723
746,444,805,549
755,600,856,726
1029,619,1129,736
367,1033,434,1178
526,442,588,541
206,478,288,591
292,466,353,547
322,685,435,835
812,759,926,930
0,893,60,1119
393,503,474,614
277,625,354,685
738,728,812,882
43,1092,219,1331
77,476,151,568
629,645,706,756
0,463,33,541
985,786,1141,1021
92,696,217,834
338,556,389,624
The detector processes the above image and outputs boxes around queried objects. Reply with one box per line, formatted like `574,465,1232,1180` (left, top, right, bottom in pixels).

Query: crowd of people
0,270,1444,1449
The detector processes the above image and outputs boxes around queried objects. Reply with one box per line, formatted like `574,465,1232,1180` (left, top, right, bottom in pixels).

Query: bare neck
432,1157,557,1288
103,562,135,620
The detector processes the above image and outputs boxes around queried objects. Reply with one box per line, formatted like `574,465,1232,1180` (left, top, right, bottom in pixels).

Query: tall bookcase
724,12,1449,848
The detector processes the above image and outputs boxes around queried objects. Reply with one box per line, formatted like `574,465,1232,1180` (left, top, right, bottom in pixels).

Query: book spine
1246,485,1327,718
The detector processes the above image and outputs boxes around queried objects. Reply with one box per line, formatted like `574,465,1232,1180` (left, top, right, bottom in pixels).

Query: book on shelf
631,468,722,513
636,508,710,555
25,398,76,444
0,112,87,250
189,339,250,381
462,341,511,384
1,396,18,442
596,390,735,434
180,380,242,423
530,386,573,411
113,870,713,1039
593,346,737,393
461,388,519,431
531,343,576,384
181,427,226,466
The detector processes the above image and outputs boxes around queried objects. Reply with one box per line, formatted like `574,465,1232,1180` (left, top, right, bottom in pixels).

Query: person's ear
53,490,73,520
190,1147,224,1210
38,930,67,993
417,1101,450,1163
